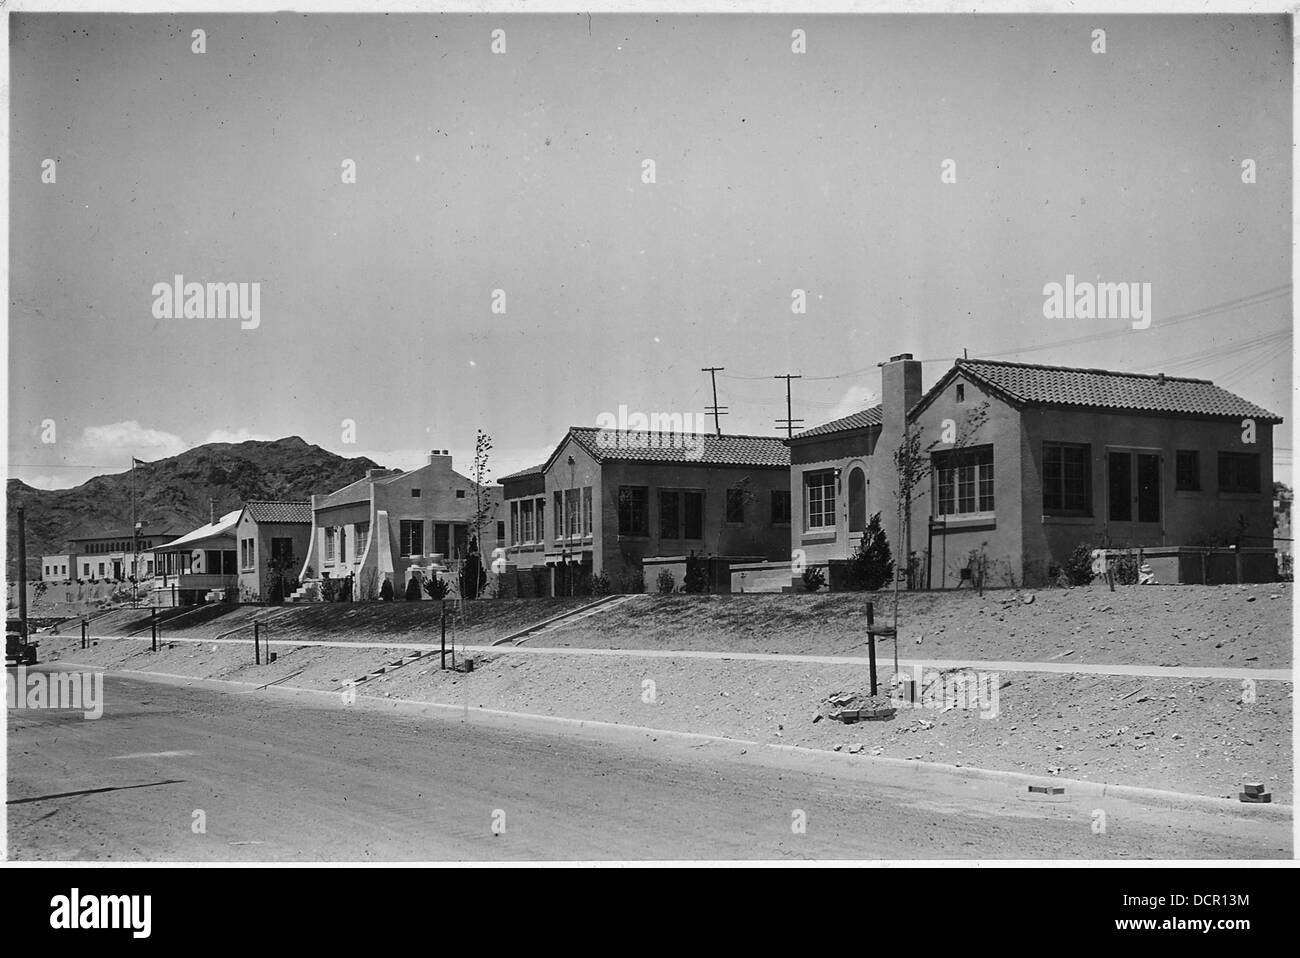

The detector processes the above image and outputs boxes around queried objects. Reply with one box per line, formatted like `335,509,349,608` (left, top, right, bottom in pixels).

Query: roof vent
889,352,914,362
1157,373,1166,385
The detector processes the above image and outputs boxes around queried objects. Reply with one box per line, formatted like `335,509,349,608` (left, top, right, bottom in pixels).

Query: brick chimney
880,352,923,441
427,449,453,469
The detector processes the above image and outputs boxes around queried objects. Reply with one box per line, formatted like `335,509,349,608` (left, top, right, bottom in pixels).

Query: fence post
866,601,878,697
81,618,88,650
150,608,158,652
441,601,447,671
254,620,261,665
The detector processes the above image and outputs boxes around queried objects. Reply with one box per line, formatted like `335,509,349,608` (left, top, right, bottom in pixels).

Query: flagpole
131,456,138,608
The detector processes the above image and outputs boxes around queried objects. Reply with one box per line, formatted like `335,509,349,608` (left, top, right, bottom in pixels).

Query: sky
6,12,1293,489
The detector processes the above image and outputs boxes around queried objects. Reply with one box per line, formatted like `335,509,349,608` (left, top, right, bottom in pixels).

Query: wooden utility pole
773,373,804,438
701,367,728,436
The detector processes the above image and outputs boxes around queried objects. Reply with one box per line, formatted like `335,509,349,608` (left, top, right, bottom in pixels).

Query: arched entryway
848,466,867,533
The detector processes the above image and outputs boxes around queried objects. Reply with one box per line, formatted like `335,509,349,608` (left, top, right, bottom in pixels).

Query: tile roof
565,427,790,468
244,500,313,524
498,464,546,483
941,359,1282,422
794,404,884,440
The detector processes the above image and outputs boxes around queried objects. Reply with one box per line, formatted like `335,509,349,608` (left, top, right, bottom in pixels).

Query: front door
1106,449,1162,542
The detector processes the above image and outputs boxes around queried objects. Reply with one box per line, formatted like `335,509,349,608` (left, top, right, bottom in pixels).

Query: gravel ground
525,583,1293,668
44,631,1292,803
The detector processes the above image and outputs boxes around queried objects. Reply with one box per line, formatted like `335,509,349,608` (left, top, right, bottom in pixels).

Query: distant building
235,501,313,602
500,427,791,596
295,450,504,600
787,354,1282,589
42,525,184,583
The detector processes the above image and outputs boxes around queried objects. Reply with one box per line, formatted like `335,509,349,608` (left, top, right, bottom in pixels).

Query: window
339,527,347,564
455,489,466,499
411,488,421,498
566,489,580,540
847,468,866,532
659,490,681,539
435,523,450,557
684,491,704,539
521,500,535,542
1173,450,1200,491
935,446,995,516
510,502,520,545
726,488,746,524
240,537,255,570
271,537,295,567
618,486,649,536
354,523,369,557
772,490,792,525
582,487,592,535
956,383,965,402
399,520,423,557
805,470,836,530
1218,452,1260,493
325,527,336,562
496,520,505,542
554,491,565,538
1043,442,1091,515
536,499,545,542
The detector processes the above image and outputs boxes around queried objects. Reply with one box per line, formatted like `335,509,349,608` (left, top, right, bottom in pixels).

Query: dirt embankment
524,584,1293,669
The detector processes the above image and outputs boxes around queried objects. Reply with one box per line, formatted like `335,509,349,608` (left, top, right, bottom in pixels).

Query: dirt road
7,669,1289,860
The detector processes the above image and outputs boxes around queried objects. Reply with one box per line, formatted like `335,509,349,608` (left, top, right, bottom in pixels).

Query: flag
132,457,148,467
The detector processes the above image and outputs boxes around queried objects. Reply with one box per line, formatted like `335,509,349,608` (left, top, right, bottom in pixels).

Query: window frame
804,469,837,531
1218,451,1261,494
934,445,996,518
618,485,650,537
1042,441,1092,516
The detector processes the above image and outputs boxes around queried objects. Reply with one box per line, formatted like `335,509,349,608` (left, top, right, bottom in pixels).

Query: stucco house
235,501,313,602
499,427,791,596
294,450,504,600
787,353,1282,589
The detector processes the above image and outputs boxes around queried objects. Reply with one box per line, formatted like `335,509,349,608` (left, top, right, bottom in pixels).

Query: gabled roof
551,427,790,469
498,464,546,483
913,358,1283,423
792,404,883,441
243,500,312,524
155,509,242,551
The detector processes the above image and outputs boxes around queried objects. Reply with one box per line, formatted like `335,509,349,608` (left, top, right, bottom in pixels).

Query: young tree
889,402,989,670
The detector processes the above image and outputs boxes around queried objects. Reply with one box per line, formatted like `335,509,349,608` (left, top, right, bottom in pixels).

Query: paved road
70,634,1292,681
7,669,1288,860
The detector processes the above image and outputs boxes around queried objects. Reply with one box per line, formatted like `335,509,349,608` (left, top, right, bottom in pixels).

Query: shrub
424,576,450,600
320,577,340,602
802,565,827,593
656,568,676,594
683,555,709,594
404,577,422,601
1061,544,1095,587
1110,551,1140,585
845,512,894,590
379,578,394,602
590,571,612,596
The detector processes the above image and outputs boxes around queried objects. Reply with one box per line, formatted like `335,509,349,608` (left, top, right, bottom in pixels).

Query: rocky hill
6,437,380,578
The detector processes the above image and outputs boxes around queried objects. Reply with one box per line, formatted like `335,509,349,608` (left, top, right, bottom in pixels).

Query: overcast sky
7,12,1292,488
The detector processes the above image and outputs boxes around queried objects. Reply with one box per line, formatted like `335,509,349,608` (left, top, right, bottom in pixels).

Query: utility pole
701,367,728,436
773,373,804,439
